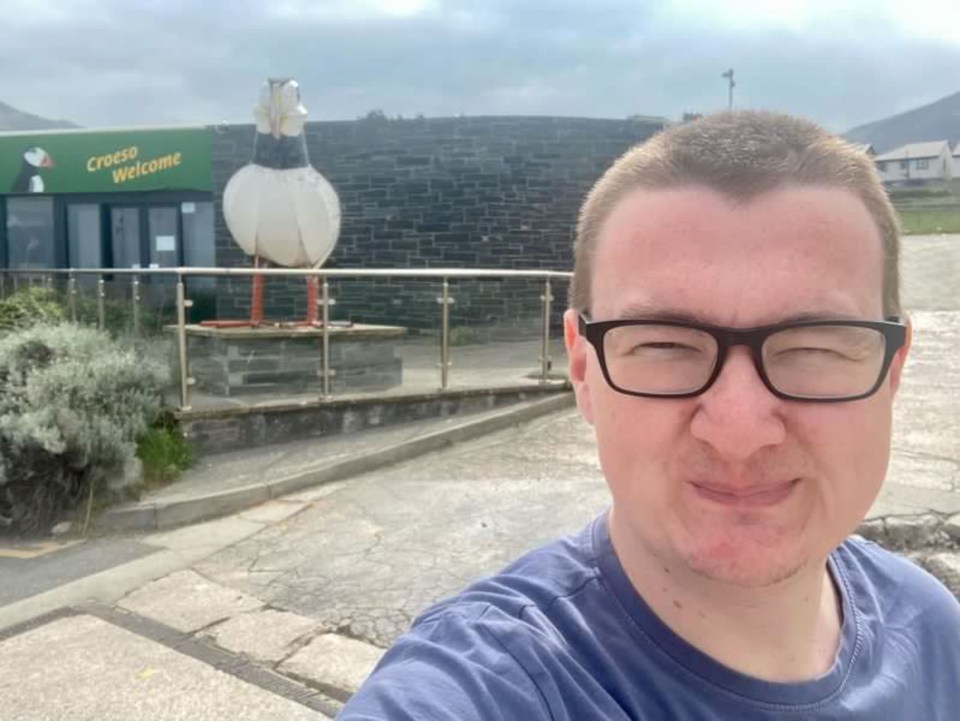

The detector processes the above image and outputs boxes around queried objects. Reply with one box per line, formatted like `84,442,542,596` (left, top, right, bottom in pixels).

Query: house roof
875,141,950,161
854,143,875,155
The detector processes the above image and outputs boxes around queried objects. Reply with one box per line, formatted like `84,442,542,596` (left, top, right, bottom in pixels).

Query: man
338,111,960,719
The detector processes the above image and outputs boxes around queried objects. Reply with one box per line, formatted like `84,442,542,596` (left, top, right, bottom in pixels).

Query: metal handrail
0,266,572,280
0,266,572,409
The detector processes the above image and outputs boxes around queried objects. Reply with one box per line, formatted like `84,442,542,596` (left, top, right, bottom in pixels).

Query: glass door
110,206,142,269
147,206,180,268
109,204,182,269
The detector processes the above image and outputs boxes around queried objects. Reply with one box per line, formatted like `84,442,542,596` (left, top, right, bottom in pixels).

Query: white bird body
224,164,340,267
223,78,341,269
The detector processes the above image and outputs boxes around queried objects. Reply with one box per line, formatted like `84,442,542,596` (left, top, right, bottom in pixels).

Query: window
877,161,886,172
67,204,103,267
916,158,929,170
6,196,55,269
182,202,215,268
899,160,909,170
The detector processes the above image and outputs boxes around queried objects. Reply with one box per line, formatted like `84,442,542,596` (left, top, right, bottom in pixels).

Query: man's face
564,185,911,587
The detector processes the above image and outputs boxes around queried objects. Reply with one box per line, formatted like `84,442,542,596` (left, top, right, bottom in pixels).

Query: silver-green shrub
0,286,65,331
0,323,169,533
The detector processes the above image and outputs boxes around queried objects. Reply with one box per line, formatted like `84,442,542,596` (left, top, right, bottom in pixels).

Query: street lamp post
721,68,735,110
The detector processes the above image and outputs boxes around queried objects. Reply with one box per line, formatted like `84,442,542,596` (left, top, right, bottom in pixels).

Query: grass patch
896,207,960,235
136,412,193,487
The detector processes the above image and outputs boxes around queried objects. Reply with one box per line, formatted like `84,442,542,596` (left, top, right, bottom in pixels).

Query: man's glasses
578,314,908,402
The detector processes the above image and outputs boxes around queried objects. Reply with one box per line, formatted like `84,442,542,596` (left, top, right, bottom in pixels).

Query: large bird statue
10,147,54,193
221,78,341,325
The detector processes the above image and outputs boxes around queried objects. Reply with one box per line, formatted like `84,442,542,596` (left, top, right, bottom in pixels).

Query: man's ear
564,309,595,425
888,313,913,395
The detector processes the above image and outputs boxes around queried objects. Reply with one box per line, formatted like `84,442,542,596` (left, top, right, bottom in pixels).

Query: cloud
0,0,957,132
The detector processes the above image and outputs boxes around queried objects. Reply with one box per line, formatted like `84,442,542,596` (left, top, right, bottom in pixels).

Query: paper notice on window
181,202,196,214
155,235,176,252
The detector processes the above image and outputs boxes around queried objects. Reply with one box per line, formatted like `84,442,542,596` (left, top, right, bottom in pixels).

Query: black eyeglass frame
578,314,908,403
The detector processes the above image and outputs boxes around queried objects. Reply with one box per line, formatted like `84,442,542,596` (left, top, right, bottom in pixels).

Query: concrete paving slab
279,633,385,701
118,569,264,633
0,614,328,721
203,609,320,665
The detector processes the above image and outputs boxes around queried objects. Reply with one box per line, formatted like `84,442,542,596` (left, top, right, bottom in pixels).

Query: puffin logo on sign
9,147,54,193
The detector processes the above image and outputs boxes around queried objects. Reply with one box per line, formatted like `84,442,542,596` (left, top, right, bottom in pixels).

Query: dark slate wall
209,116,664,330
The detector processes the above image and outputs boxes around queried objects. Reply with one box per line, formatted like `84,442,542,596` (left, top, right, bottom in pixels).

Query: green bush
0,286,65,332
137,411,193,486
0,323,169,534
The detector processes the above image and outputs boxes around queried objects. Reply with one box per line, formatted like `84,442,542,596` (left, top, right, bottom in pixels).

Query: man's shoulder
837,535,960,622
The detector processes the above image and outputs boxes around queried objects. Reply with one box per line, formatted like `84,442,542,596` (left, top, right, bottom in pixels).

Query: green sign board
0,127,212,195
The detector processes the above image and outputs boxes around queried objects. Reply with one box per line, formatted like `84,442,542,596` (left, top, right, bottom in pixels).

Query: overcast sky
3,0,959,133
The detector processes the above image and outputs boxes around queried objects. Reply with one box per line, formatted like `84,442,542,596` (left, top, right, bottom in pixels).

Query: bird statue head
254,78,308,139
251,79,311,170
23,147,54,169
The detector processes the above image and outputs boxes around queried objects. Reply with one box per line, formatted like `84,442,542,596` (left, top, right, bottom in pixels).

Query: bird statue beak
270,84,282,138
42,156,55,168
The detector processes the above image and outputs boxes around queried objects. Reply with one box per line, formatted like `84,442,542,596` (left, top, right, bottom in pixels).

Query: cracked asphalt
192,234,960,649
195,411,608,647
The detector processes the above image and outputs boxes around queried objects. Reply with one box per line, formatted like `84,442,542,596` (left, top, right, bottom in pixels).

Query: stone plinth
182,323,404,396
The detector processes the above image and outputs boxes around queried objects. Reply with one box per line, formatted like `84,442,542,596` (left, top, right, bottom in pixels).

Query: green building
0,126,215,272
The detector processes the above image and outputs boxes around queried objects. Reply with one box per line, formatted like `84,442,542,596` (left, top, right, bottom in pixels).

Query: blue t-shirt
338,514,960,720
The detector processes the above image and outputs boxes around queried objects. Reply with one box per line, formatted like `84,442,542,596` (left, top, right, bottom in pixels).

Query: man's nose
689,346,787,462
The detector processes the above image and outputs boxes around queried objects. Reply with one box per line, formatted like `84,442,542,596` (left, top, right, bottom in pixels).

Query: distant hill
845,91,960,153
0,100,77,132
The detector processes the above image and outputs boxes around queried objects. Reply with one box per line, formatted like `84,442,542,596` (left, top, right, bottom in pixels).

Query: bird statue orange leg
251,255,265,327
306,275,320,326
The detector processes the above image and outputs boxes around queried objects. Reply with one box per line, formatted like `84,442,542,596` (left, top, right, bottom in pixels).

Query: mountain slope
845,91,960,153
0,101,77,132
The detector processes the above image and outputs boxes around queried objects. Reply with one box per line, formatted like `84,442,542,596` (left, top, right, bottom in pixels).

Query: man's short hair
570,111,901,317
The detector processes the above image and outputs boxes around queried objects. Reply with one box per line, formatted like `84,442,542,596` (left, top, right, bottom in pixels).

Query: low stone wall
180,385,569,456
857,513,960,596
184,324,405,396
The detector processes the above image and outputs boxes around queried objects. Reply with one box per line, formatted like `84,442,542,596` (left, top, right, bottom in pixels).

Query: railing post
12,274,19,293
437,278,454,390
321,278,334,398
539,277,553,383
68,272,78,322
0,274,4,298
131,274,141,335
176,274,194,410
97,275,106,330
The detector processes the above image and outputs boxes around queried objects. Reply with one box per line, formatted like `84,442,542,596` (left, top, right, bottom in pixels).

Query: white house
953,143,960,179
874,141,953,184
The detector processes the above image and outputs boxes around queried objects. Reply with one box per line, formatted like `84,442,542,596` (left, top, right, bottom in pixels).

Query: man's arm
337,605,550,720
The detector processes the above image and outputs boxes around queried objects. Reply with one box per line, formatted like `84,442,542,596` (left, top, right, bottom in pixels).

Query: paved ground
0,233,957,719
